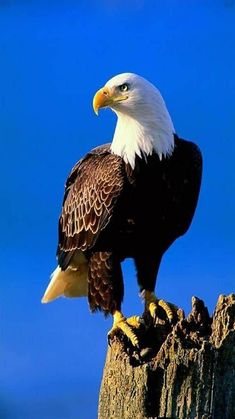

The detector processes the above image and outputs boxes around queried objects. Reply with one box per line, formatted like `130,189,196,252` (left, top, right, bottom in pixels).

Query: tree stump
98,294,235,419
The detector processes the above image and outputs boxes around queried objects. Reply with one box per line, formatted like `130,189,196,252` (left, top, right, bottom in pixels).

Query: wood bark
98,294,235,419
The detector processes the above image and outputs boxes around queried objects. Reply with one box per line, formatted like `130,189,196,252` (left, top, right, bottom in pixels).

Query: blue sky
0,1,235,418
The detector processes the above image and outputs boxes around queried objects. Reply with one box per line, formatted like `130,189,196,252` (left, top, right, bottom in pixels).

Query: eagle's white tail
41,252,88,303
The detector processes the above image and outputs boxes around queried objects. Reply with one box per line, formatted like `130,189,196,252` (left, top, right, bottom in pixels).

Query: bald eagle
42,73,202,347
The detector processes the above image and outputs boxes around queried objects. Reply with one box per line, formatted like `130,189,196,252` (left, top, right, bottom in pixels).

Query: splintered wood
98,294,235,419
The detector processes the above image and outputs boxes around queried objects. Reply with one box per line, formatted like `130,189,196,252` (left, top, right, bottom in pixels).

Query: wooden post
98,294,235,419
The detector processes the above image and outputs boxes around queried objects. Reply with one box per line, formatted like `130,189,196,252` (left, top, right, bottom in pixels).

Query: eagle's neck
110,104,175,169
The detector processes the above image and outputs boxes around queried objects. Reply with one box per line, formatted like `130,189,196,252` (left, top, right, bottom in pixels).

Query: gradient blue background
1,1,234,418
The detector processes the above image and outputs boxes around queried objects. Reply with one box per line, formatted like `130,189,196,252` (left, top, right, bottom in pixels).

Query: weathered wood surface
98,294,235,419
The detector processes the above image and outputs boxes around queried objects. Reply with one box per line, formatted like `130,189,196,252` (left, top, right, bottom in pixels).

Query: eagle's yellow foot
143,290,177,323
126,315,142,328
108,311,141,347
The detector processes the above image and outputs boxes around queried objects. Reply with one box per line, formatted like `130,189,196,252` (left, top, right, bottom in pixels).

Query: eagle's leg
135,253,177,323
88,251,140,347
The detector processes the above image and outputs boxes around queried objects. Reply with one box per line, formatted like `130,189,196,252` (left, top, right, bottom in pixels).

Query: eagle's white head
93,73,175,169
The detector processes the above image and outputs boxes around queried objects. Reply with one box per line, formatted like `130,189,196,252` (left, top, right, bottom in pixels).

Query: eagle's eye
118,83,129,92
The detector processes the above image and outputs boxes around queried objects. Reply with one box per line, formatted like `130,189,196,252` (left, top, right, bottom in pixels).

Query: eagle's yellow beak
93,86,128,115
93,87,114,115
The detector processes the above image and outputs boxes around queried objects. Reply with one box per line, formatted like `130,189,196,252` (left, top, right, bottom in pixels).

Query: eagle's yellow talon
143,291,176,322
158,299,174,321
149,302,157,319
108,311,139,347
126,315,142,328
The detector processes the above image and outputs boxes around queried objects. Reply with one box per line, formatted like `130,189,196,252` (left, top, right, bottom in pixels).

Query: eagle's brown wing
57,145,125,268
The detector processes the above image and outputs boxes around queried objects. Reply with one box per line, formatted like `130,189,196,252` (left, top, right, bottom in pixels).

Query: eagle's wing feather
57,147,125,267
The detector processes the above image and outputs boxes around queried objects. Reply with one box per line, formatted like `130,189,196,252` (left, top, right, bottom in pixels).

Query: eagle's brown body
57,135,202,315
